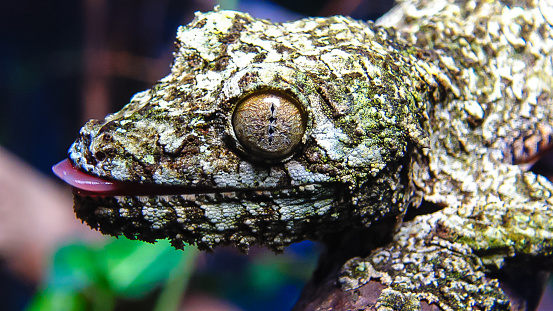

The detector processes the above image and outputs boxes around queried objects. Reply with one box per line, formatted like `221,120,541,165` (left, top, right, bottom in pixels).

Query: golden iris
232,91,306,159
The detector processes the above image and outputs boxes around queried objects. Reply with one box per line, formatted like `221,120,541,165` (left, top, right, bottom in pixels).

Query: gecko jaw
53,159,214,196
53,159,229,197
53,158,332,198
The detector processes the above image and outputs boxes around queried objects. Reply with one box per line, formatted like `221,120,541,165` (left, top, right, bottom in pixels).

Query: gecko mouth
52,159,327,197
53,159,198,196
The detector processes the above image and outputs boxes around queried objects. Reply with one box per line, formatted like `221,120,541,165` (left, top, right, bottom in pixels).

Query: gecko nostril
232,91,306,160
94,151,106,161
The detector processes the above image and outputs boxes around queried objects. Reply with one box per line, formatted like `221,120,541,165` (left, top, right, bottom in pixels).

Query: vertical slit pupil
269,103,276,123
268,103,276,144
268,125,274,144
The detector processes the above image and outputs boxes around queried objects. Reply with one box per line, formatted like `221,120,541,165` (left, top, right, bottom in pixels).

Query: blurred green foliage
25,236,318,311
26,238,198,311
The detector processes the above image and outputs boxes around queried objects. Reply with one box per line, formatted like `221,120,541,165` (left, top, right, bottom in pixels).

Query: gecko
53,0,553,309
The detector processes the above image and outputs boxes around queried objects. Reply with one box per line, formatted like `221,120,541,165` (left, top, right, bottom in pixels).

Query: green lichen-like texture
66,0,553,309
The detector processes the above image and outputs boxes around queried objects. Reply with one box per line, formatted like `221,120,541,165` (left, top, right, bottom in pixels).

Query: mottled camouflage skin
67,0,553,309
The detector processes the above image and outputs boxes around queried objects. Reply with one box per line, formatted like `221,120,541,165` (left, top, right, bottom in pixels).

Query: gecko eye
232,91,306,159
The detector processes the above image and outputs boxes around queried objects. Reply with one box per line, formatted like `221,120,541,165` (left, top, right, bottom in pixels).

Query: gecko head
56,10,430,251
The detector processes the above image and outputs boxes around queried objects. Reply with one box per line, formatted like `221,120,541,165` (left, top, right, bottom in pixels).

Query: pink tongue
52,159,121,192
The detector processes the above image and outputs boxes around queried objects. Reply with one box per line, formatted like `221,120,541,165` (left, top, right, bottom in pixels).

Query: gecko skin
59,0,553,309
